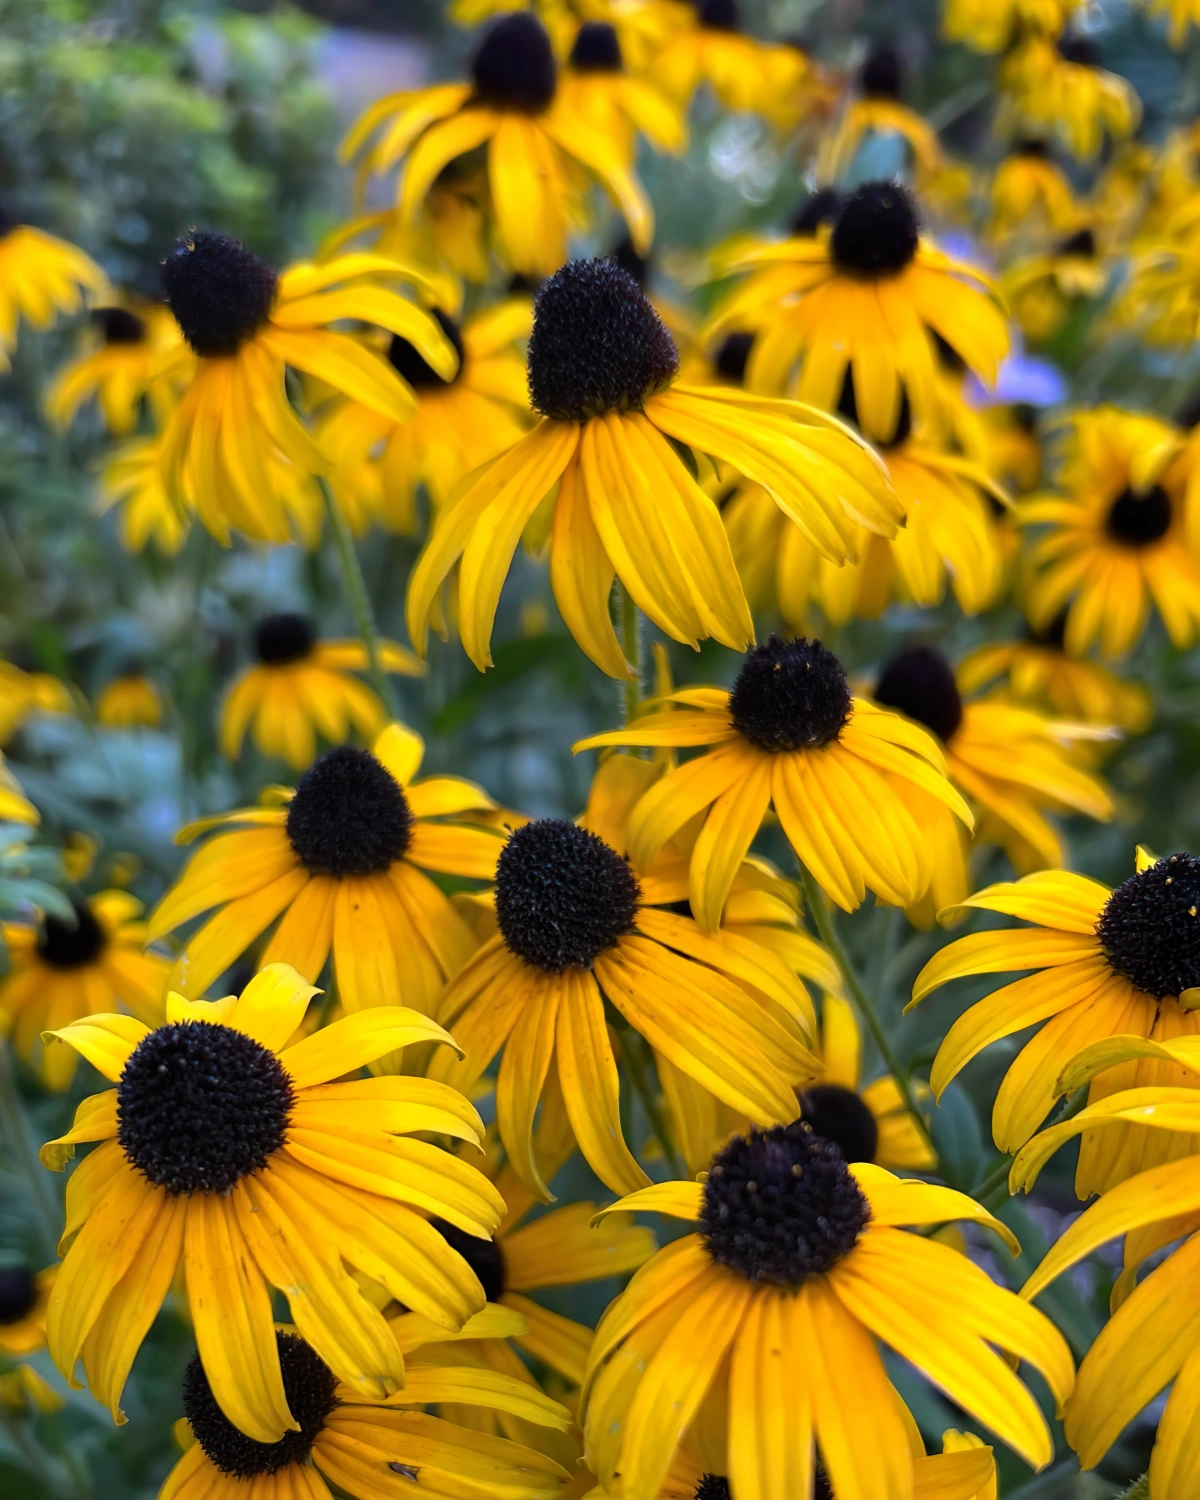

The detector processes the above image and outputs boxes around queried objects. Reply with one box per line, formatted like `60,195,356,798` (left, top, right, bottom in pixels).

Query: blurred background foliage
0,0,1198,1494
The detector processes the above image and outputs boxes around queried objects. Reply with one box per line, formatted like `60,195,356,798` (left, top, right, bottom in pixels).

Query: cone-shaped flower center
432,1218,506,1301
831,181,919,277
255,612,316,666
874,645,963,744
1105,485,1171,547
184,1332,337,1477
860,43,902,99
495,818,640,972
472,12,557,113
696,0,740,31
286,746,414,877
569,21,623,71
37,900,107,970
0,1267,37,1324
1016,138,1049,158
95,306,148,345
798,1084,879,1164
527,259,679,422
701,1123,870,1284
1057,227,1096,258
1097,853,1200,999
388,308,463,390
1058,32,1100,65
118,1021,294,1194
1026,609,1068,650
728,636,852,752
713,331,754,385
695,1479,732,1500
160,230,278,358
792,187,842,236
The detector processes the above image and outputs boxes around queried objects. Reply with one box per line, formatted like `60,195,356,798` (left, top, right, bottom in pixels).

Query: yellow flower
1017,1127,1200,1497
407,258,899,677
149,724,499,1014
943,0,1082,52
957,629,1153,734
581,1147,1070,1500
557,20,687,164
870,644,1114,923
157,232,455,545
1019,407,1200,658
1000,228,1107,343
160,1325,570,1500
650,0,814,123
0,1364,63,1415
0,754,37,825
817,48,950,199
989,141,1080,240
1145,0,1200,45
0,660,72,744
709,183,1009,444
0,219,106,369
320,300,531,535
911,849,1200,1196
219,615,421,770
999,35,1140,160
46,301,186,435
40,963,504,1440
98,433,190,555
343,14,654,279
0,1265,54,1356
96,675,164,730
576,636,972,921
1,891,168,1090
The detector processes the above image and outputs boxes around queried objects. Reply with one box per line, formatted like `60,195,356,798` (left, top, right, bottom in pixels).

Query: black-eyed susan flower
148,724,500,1012
911,849,1200,1196
98,433,190,555
999,34,1140,160
709,182,1009,444
157,231,455,545
1001,228,1107,344
575,636,972,922
407,258,900,677
0,1266,54,1357
320,301,531,535
1146,0,1200,45
989,140,1079,241
219,615,422,771
958,624,1153,734
429,812,820,1200
942,0,1081,52
159,1327,570,1500
40,963,504,1440
1,891,168,1090
580,1127,1071,1500
0,660,72,744
344,14,653,279
558,21,686,165
873,644,1114,902
1019,407,1200,658
0,213,106,370
0,755,37,825
651,0,814,123
47,302,185,435
1016,1133,1200,1499
96,674,165,730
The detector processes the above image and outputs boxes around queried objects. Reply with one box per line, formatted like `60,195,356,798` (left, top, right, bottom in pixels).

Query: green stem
319,477,397,719
798,867,936,1157
0,1042,59,1265
621,1026,682,1177
618,581,641,724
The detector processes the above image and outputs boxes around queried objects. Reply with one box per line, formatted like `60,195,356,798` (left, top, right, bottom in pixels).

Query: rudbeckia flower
160,1327,571,1500
407,258,900,677
709,182,1009,444
575,635,973,922
0,1266,54,1357
1146,0,1200,45
558,22,686,164
343,13,654,279
999,35,1140,160
0,755,38,825
580,1126,1071,1500
1001,228,1107,343
429,812,820,1199
40,963,504,1440
989,140,1079,241
1,891,168,1090
148,724,500,1012
1018,407,1200,658
0,213,106,369
98,433,191,555
958,624,1153,734
651,0,813,122
942,0,1081,52
0,660,72,743
96,674,164,730
320,300,531,536
910,849,1200,1196
872,646,1114,921
157,231,456,545
1016,1133,1200,1499
219,614,422,771
47,302,185,435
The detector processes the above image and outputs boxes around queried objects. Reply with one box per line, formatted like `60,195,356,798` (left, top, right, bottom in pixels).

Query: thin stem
319,477,397,719
621,1026,682,1177
0,1042,59,1264
618,581,641,724
798,867,936,1157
